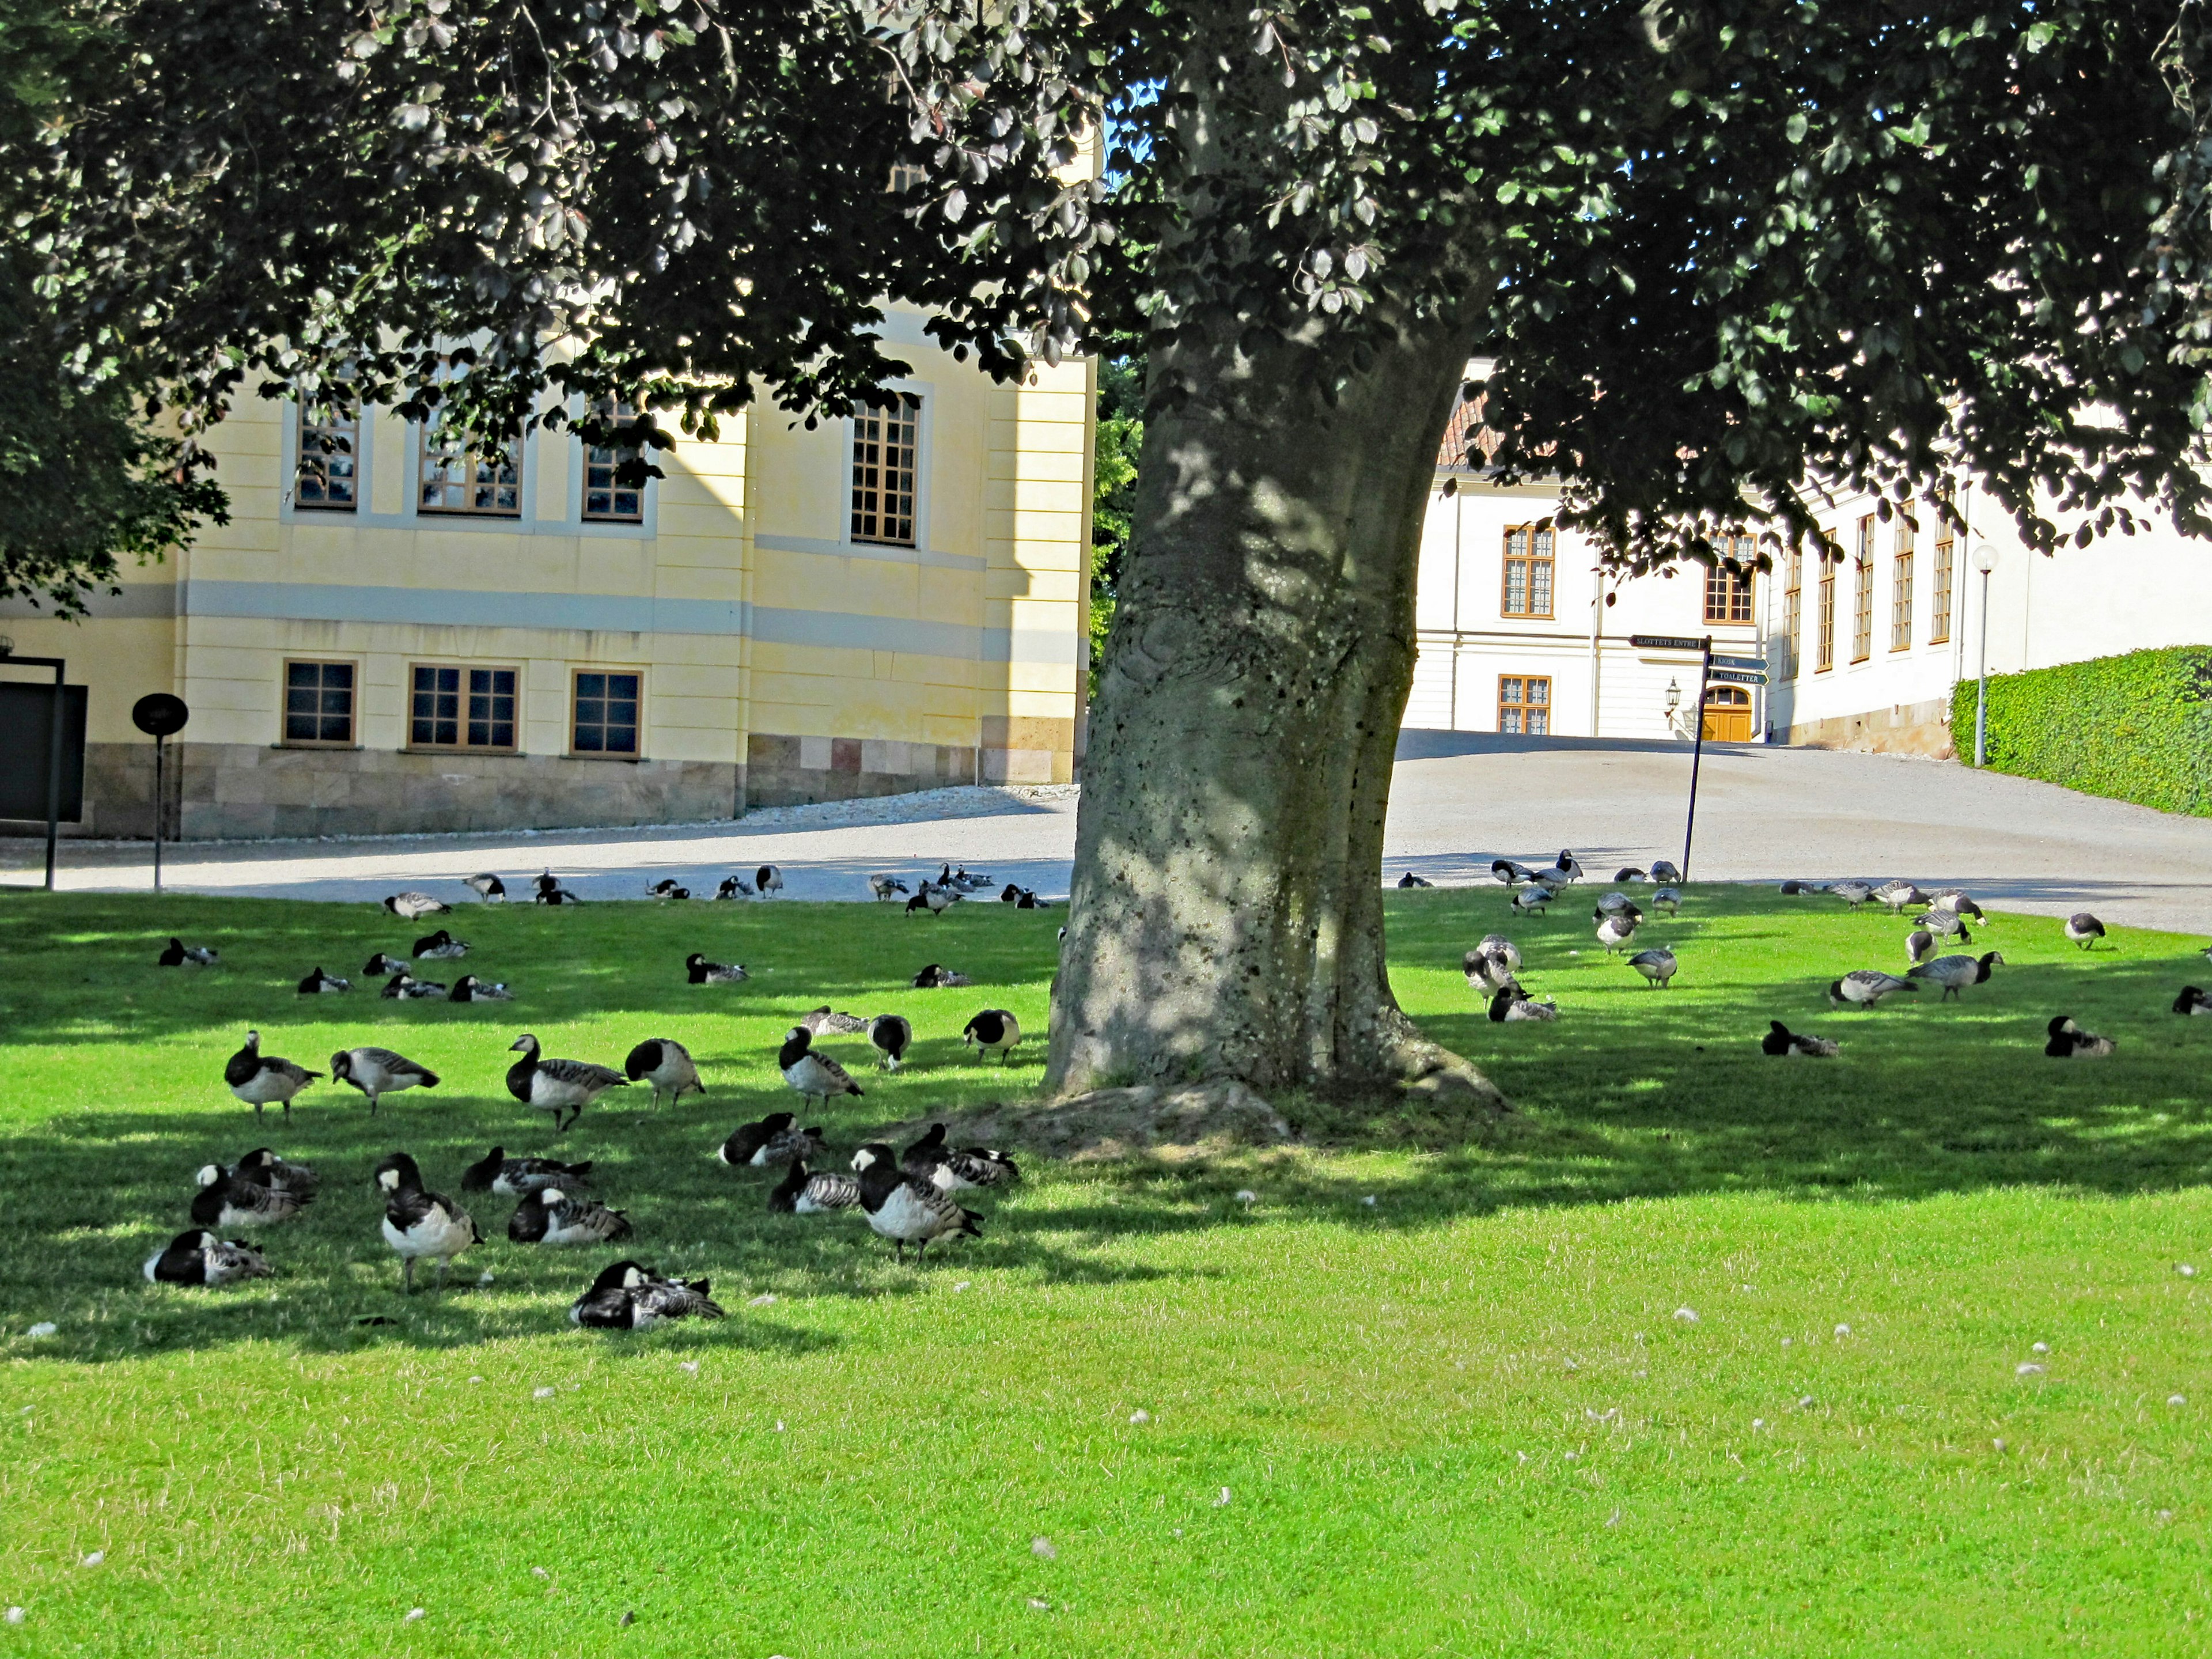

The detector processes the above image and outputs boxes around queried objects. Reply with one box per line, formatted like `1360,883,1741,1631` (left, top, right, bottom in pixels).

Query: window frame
1930,521,1955,646
1500,522,1556,620
1816,536,1839,673
1497,673,1552,736
1781,543,1804,680
570,668,643,760
416,389,524,518
293,396,361,513
1703,540,1755,625
279,657,359,748
1890,516,1915,652
1851,514,1876,664
849,391,922,547
405,662,521,754
581,401,647,524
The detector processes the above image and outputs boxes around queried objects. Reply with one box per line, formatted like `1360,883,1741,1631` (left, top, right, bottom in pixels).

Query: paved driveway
7,737,2210,935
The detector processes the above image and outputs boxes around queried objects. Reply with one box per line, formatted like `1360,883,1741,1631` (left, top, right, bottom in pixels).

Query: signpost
132,694,190,894
1630,634,1719,880
1707,668,1768,686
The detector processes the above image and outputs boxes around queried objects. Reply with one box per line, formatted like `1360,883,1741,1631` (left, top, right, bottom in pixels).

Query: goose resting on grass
770,1159,863,1214
507,1186,633,1246
412,929,469,960
158,937,218,967
145,1229,271,1287
224,1031,321,1119
899,1122,1021,1191
623,1037,703,1106
296,966,352,994
911,963,974,988
362,952,410,978
2174,986,2212,1017
850,1143,982,1262
506,1033,628,1132
382,892,449,922
330,1047,439,1115
718,1111,825,1168
570,1260,725,1328
226,1148,318,1198
799,1006,869,1038
1828,971,1919,1008
2045,1015,2116,1058
1488,986,1558,1022
192,1162,313,1228
1396,872,1435,888
460,1147,593,1197
1761,1020,1839,1057
381,970,447,999
686,953,749,985
1907,950,2005,1001
714,874,756,900
448,974,513,1002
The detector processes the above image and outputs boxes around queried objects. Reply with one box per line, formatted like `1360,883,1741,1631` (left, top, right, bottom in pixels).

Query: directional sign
1707,669,1768,685
1710,654,1767,673
1628,634,1711,652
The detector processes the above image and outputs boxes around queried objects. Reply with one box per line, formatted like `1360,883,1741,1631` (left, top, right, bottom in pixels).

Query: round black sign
132,693,190,738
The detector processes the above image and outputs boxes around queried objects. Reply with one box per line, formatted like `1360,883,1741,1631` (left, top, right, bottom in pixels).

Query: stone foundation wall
745,733,978,808
1788,695,1956,758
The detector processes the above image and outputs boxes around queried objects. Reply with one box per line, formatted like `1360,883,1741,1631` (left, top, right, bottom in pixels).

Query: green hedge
1954,646,2212,816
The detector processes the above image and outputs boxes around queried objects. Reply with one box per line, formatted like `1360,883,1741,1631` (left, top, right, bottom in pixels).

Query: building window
1851,514,1875,662
851,393,920,546
294,398,359,510
572,671,641,756
282,660,355,745
1816,537,1838,672
420,414,521,516
1781,544,1803,680
409,664,517,751
1704,543,1755,624
1891,512,1915,652
1502,524,1555,618
1930,520,1955,645
1498,675,1550,736
583,402,646,523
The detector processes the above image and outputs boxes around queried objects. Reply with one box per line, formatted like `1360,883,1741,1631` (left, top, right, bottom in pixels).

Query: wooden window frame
1816,537,1838,673
1930,523,1955,646
294,397,360,512
280,658,358,748
1781,544,1803,680
1497,673,1552,736
1501,523,1556,619
850,393,921,547
1850,514,1876,663
406,662,521,753
419,412,522,518
582,401,646,524
1703,541,1755,624
570,668,643,759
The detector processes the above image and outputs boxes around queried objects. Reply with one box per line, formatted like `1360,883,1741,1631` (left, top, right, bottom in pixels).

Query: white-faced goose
533,884,582,905
382,892,450,921
374,1153,479,1293
1652,888,1681,917
144,1229,271,1286
506,1033,628,1131
1396,872,1435,889
1907,950,2005,1001
1928,891,1986,923
1647,860,1683,885
756,864,785,897
850,1142,982,1262
460,1146,593,1197
508,1185,634,1246
533,869,563,900
1761,1020,1839,1057
2174,986,2212,1017
770,1159,862,1214
686,953,749,985
1874,880,1926,914
868,1014,913,1070
1491,859,1543,888
157,937,218,967
715,873,756,900
331,1047,440,1115
778,1027,864,1109
899,1122,1021,1192
296,965,352,994
382,971,447,1000
719,1111,821,1168
448,975,513,1002
570,1260,726,1328
961,1009,1022,1064
1627,946,1678,987
910,963,972,988
2065,913,2107,951
1906,929,1937,967
1828,970,1918,1007
224,1031,322,1119
1541,850,1586,885
1512,886,1555,918
1487,987,1558,1022
1613,866,1649,884
1828,880,1876,909
226,1147,319,1198
1463,950,1518,994
465,872,507,902
1914,908,1971,941
412,929,470,960
192,1162,312,1228
644,878,687,900
2044,1015,2115,1058
1475,934,1522,973
907,884,960,915
623,1037,703,1107
1594,911,1639,954
868,874,910,900
799,1006,868,1038
1595,891,1643,918
363,952,410,978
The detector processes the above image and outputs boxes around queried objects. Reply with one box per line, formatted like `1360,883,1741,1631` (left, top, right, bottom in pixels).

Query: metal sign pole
43,660,63,893
1681,639,1714,881
153,735,166,894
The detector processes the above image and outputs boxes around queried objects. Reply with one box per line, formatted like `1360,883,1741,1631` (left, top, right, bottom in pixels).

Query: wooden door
1700,684,1753,742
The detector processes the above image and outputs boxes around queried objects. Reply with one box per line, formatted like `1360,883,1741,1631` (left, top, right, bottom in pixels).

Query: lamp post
1972,541,1999,767
1664,677,1682,732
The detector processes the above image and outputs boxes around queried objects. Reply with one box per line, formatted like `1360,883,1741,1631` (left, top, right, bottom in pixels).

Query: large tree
24,0,2212,1099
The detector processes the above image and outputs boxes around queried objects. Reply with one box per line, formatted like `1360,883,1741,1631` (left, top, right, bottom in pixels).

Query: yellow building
0,306,1093,839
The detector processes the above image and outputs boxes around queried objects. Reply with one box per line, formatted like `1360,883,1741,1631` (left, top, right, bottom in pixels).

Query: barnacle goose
1595,891,1643,919
192,1162,312,1228
950,867,995,892
911,963,972,988
570,1260,725,1328
1929,890,1987,922
1779,880,1816,896
2065,913,2107,951
2044,1015,2115,1058
1594,911,1640,953
1396,872,1435,889
2174,986,2212,1017
226,1147,319,1198
533,884,582,905
1647,860,1683,885
1906,929,1937,967
1827,971,1919,1008
413,929,470,960
798,1006,868,1038
381,971,447,1000
448,974,513,1002
867,1013,913,1070
1828,880,1876,910
1761,1020,1839,1058
158,937,218,967
1652,887,1681,916
644,878,687,900
382,892,450,922
778,1027,864,1109
460,1146,593,1197
145,1229,271,1286
1487,987,1558,1022
868,873,910,900
770,1159,862,1214
1463,949,1519,994
363,952,410,978
718,1110,812,1168
756,864,785,897
506,1033,628,1131
962,1009,1022,1064
1475,934,1522,974
224,1031,321,1119
465,872,507,902
686,953,749,985
1512,885,1555,918
908,883,960,915
714,873,756,900
1626,946,1678,987
374,1153,480,1293
533,869,563,900
1907,950,2005,1001
624,1037,703,1107
1873,880,1926,914
1613,866,1649,884
330,1046,440,1115
1491,859,1543,888
1541,850,1586,885
1913,908,1971,941
850,1142,982,1262
900,1122,1021,1192
296,965,352,994
508,1185,633,1246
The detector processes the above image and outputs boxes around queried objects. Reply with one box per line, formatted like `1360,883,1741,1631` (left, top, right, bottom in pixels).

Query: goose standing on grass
714,873,756,900
465,872,507,902
1487,986,1559,1022
570,1260,725,1328
191,1162,312,1228
533,883,582,905
1463,949,1518,994
1649,859,1683,885
1828,970,1919,1008
460,1147,593,1198
330,1046,440,1115
778,1026,865,1111
685,953,749,985
1543,850,1586,885
1652,887,1681,917
1906,929,1938,967
224,1031,321,1119
296,965,352,994
533,869,562,900
1828,880,1876,910
910,963,972,988
508,1185,634,1246
1929,891,1987,923
506,1033,628,1132
755,864,785,897
1594,910,1640,953
1512,885,1555,919
1874,880,1926,914
1914,908,1971,941
1491,858,1543,888
1475,935,1522,974
144,1229,271,1287
1762,1020,1839,1057
910,883,961,916
1627,946,1678,988
623,1037,703,1107
1613,866,1649,884
382,892,450,922
1595,891,1644,919
717,1110,818,1168
413,929,469,960
962,1009,1022,1065
2174,986,2212,1017
158,937,218,967
363,952,409,978
850,1143,982,1262
448,974,513,1002
1907,949,2006,1002
2065,913,2108,951
868,1013,913,1071
869,874,910,900
2045,1015,2116,1058
374,1153,479,1293
382,970,448,1000
899,1123,1022,1192
770,1159,863,1214
799,1006,869,1039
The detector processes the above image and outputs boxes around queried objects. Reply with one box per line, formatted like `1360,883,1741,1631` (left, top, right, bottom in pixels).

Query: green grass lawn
0,882,2208,1656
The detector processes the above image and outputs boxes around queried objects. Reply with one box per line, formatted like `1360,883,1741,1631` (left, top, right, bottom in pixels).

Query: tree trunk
1047,315,1494,1103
